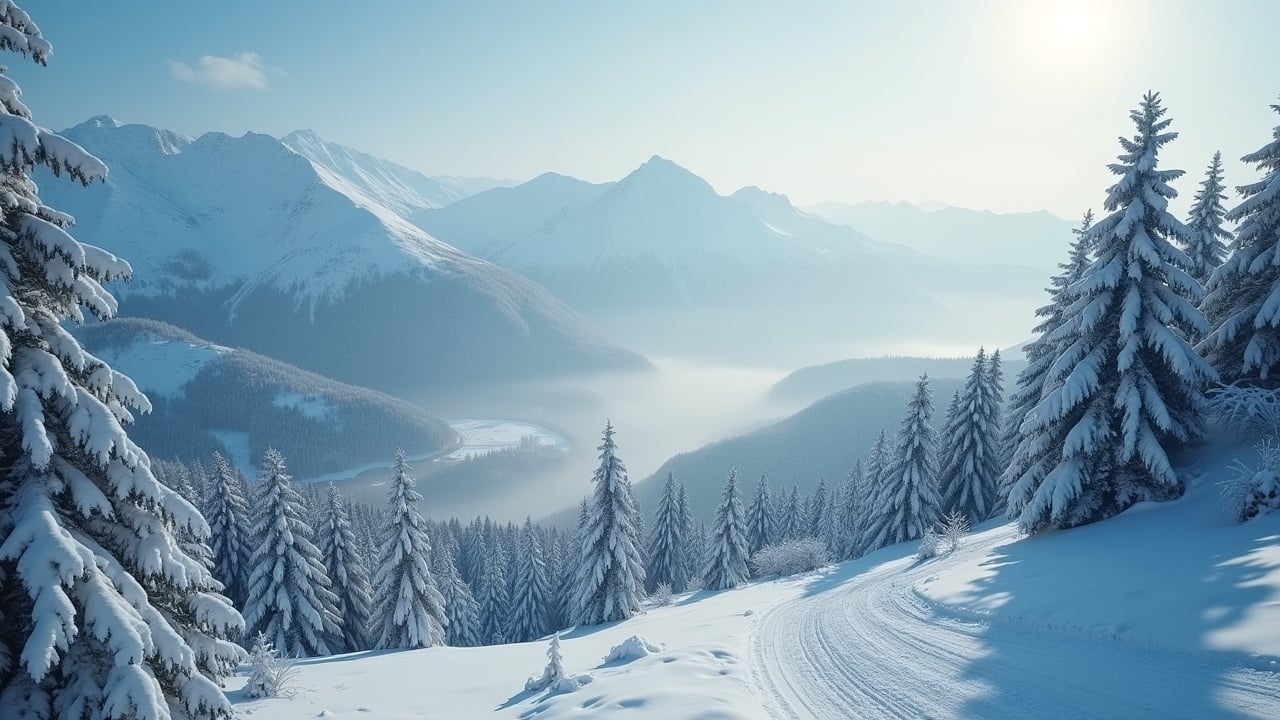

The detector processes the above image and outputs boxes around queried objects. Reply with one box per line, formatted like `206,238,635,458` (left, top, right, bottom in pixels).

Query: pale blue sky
20,0,1280,217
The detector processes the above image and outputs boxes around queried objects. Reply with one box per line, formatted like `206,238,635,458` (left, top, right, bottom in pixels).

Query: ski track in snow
749,527,1280,720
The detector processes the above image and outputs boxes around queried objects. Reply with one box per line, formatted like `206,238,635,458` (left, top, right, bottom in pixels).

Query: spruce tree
319,483,374,653
573,422,646,625
939,349,1003,524
508,519,552,643
745,473,775,556
0,9,244,716
1202,101,1280,382
702,470,750,591
1009,93,1216,532
675,482,697,591
477,546,510,644
433,542,481,647
244,449,342,657
855,430,892,555
820,481,846,555
778,486,804,541
807,478,828,538
646,472,685,592
862,375,941,550
1000,210,1095,490
1184,151,1231,287
839,462,867,559
372,450,448,649
204,452,251,609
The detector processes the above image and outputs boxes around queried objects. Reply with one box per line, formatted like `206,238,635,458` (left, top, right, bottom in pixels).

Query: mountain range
41,116,644,393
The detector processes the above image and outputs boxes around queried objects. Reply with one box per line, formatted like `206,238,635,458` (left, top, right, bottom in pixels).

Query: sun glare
1048,3,1091,48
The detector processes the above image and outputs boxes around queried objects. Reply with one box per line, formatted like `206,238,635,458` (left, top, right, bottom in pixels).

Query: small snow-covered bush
648,582,674,607
244,633,299,699
525,633,567,692
916,530,943,560
938,510,971,552
750,538,830,578
603,635,662,664
1207,383,1280,440
1221,440,1280,522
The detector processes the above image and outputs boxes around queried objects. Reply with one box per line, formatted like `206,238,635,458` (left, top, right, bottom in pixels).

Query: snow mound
603,635,663,664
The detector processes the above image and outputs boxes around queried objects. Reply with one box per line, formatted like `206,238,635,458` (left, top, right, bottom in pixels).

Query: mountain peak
84,114,122,129
282,128,325,145
614,154,717,199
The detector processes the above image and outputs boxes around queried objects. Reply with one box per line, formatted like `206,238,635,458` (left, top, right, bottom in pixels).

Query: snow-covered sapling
938,510,971,553
244,633,300,699
649,582,675,607
1221,441,1280,522
916,530,943,560
525,632,568,692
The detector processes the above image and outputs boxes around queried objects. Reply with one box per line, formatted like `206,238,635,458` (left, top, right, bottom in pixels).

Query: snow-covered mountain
806,200,1075,272
77,318,456,478
280,128,511,216
42,116,644,391
414,156,992,360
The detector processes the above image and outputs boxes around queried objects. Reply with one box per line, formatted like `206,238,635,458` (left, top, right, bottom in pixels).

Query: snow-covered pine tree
702,470,750,591
507,519,552,643
573,421,645,625
1184,151,1231,287
686,521,708,591
862,375,942,550
476,544,510,644
999,210,1095,489
319,483,373,653
820,481,845,555
243,449,342,657
854,430,891,555
838,462,866,559
431,541,481,647
675,481,697,591
645,472,685,592
745,473,774,556
939,349,1003,524
807,478,828,538
1202,101,1280,382
203,450,250,607
372,450,448,649
778,486,804,541
1009,93,1216,533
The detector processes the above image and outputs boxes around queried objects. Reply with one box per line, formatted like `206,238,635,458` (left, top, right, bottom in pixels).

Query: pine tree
646,472,685,592
685,521,708,591
372,450,447,649
1184,151,1231,287
573,422,645,625
477,545,510,644
855,430,892,554
204,452,251,609
1000,210,1096,491
432,541,481,647
508,519,552,643
838,462,866,559
863,375,942,550
745,473,774,556
1202,101,1280,382
319,484,374,653
1009,93,1216,533
244,449,342,657
0,11,243,715
820,481,846,555
807,478,828,538
676,482,698,591
939,349,1003,524
778,486,804,541
702,470,750,591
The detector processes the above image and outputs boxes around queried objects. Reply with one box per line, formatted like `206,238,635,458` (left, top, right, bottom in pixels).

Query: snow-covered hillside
42,117,644,390
230,440,1280,719
415,157,1046,360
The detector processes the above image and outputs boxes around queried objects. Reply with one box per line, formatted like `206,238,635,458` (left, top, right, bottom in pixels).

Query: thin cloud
169,52,275,90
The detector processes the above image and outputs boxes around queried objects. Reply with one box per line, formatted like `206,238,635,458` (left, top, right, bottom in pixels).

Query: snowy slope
233,442,1280,719
42,117,644,390
280,129,511,216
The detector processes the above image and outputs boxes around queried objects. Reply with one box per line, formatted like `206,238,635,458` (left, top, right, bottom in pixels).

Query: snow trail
750,526,1280,720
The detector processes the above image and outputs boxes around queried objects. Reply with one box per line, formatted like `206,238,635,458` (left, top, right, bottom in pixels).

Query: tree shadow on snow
941,488,1280,719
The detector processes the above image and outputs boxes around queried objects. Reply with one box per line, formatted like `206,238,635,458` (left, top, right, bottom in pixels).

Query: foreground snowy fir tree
862,375,942,550
243,449,342,657
703,470,750,591
645,472,686,592
507,519,552,643
203,452,250,609
1008,93,1217,533
319,483,374,653
745,473,775,557
0,7,245,718
574,421,646,625
1183,151,1231,287
373,450,448,649
938,349,1003,524
432,542,481,647
1202,100,1280,382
